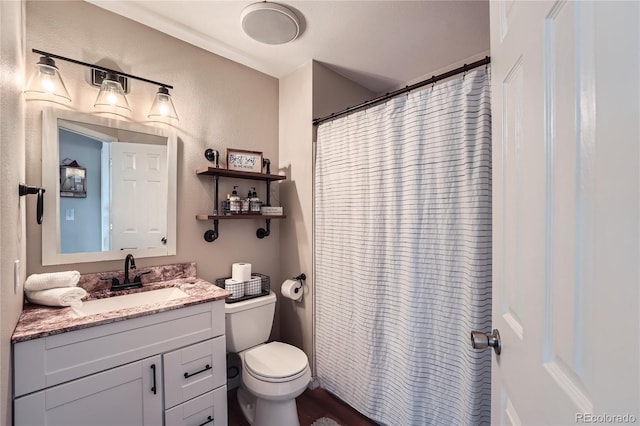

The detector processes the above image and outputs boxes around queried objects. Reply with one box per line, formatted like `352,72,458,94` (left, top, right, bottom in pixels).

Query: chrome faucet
124,254,136,284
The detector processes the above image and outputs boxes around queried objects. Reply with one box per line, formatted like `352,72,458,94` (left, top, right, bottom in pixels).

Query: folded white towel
24,271,81,292
25,287,87,307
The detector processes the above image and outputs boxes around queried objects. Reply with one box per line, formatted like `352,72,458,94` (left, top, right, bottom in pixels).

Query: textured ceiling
89,1,490,94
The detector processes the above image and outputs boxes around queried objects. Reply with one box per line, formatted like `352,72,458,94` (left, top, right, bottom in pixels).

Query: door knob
470,329,501,355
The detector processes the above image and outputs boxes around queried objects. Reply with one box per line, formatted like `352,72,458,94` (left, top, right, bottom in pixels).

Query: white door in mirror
110,142,168,251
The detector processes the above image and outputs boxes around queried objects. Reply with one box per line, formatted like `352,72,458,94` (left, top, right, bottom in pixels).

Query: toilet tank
225,291,277,352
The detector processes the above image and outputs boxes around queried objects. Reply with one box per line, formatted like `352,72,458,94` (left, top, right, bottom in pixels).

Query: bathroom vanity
12,264,230,426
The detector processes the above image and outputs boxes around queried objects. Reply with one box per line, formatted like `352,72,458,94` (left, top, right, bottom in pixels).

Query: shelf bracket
256,219,271,239
204,174,220,242
204,219,219,242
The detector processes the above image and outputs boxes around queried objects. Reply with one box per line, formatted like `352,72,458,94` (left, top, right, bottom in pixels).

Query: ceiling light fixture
241,2,301,45
25,49,179,122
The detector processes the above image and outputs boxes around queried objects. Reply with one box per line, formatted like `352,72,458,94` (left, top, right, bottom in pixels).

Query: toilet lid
244,342,308,379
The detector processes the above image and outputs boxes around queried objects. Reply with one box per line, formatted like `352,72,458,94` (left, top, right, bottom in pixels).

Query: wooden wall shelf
196,166,286,242
196,167,286,182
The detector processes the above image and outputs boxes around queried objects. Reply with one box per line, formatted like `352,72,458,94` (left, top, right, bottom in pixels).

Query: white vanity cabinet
13,300,228,426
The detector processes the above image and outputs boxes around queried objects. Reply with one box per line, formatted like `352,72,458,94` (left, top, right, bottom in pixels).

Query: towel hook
19,184,45,224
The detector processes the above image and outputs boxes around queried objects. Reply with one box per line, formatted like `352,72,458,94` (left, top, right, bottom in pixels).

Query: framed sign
60,166,87,198
226,149,263,173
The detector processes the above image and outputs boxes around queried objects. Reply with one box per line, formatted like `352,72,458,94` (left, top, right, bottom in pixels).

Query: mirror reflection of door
110,142,168,251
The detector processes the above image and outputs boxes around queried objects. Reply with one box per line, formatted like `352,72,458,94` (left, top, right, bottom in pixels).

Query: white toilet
225,291,311,426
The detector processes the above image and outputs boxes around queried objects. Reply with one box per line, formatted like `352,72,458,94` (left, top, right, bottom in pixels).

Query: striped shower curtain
314,68,492,425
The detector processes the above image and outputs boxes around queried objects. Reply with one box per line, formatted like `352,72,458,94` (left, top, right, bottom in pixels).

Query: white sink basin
72,287,189,317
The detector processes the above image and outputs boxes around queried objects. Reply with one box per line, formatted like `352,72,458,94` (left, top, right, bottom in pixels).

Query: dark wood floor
228,387,377,426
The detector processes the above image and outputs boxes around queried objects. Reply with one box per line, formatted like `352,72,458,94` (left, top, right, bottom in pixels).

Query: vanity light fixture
24,55,72,104
26,49,179,121
148,86,178,120
94,72,131,113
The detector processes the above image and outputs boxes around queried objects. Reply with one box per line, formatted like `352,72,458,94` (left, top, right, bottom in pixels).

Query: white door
111,142,168,251
488,1,639,424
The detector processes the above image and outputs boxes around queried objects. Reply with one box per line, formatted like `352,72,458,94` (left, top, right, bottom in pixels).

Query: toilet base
255,396,300,426
237,387,256,425
237,386,301,426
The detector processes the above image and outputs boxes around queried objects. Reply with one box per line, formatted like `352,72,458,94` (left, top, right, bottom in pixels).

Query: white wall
0,1,26,422
24,1,281,296
278,61,313,364
278,61,374,374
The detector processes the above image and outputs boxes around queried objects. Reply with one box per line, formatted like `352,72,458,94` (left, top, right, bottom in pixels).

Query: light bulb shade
24,56,71,103
148,87,179,121
94,73,131,114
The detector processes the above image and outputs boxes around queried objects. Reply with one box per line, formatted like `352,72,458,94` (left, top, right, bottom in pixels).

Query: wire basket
215,273,270,303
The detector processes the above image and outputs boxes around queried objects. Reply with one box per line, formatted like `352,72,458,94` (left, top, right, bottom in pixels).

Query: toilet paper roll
225,278,244,299
281,279,303,301
232,263,252,282
245,275,262,296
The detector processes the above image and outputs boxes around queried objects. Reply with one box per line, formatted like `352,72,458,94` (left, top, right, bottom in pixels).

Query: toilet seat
244,341,309,383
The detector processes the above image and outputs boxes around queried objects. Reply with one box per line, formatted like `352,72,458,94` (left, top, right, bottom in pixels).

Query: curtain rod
312,56,490,126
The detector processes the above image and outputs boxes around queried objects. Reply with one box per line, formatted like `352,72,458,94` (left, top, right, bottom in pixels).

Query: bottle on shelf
241,189,251,215
221,193,231,216
229,186,241,214
250,187,262,214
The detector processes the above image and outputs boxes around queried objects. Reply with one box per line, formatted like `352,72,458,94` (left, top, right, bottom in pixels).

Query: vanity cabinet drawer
163,336,226,409
164,386,227,426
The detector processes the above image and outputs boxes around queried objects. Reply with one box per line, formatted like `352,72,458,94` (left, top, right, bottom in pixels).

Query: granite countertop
12,263,231,343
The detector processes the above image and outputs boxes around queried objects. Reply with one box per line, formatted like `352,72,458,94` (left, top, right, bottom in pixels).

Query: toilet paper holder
293,273,306,294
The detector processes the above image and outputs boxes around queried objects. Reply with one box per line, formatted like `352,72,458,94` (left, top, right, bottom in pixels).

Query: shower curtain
314,68,492,425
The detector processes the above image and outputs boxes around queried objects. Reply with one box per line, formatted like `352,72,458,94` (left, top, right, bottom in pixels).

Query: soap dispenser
250,187,262,214
229,186,241,214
